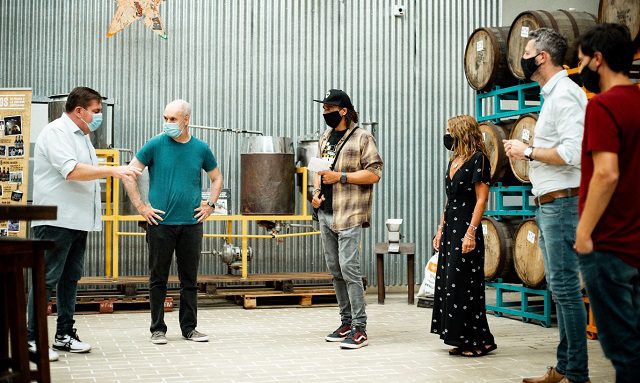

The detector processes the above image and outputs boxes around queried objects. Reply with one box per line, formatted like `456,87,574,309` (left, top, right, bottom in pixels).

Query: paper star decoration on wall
107,0,167,39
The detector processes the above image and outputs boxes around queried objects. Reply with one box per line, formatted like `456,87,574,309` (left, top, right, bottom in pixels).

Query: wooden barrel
482,216,519,282
479,121,517,184
513,218,546,288
464,27,517,91
508,114,538,183
507,10,597,79
599,0,640,47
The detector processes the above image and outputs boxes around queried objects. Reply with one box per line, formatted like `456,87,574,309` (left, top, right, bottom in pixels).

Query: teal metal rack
476,82,542,123
484,183,535,218
485,280,553,328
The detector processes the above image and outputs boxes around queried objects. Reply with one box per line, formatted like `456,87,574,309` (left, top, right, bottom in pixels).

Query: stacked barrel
462,4,637,287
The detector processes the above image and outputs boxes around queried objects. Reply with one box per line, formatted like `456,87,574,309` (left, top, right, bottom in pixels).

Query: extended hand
194,202,214,222
138,204,165,225
503,139,528,161
318,170,341,185
112,166,142,182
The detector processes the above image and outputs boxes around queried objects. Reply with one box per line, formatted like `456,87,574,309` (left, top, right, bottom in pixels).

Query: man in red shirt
575,24,640,383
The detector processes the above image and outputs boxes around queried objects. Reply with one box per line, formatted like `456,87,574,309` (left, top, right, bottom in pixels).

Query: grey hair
528,28,568,67
166,99,192,118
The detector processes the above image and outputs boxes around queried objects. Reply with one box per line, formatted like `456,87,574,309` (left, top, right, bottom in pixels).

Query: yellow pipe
241,220,248,279
301,167,308,216
113,151,121,280
116,232,147,237
204,233,273,239
226,221,233,244
272,231,321,239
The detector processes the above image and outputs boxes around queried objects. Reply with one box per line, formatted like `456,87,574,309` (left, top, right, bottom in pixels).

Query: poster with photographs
0,88,32,238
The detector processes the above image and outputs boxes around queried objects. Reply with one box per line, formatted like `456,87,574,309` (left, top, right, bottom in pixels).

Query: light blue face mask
82,110,103,132
163,121,184,138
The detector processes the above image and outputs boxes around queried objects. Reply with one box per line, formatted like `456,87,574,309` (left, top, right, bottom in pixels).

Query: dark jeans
27,225,87,341
147,223,202,336
578,251,640,383
536,196,589,382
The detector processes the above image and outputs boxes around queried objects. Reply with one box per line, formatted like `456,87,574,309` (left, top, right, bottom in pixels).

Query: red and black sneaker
325,323,352,342
340,326,368,349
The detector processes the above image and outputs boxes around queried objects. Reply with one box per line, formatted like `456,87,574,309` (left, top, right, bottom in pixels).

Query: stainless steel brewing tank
296,134,319,202
240,137,295,215
48,94,111,148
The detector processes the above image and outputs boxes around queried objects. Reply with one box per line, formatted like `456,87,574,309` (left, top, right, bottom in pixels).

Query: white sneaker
52,329,91,353
27,340,59,362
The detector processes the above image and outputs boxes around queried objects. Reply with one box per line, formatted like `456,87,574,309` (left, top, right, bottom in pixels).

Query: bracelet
469,224,477,231
312,188,321,196
464,233,475,240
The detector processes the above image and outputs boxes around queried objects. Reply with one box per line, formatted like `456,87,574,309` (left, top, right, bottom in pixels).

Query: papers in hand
307,157,332,172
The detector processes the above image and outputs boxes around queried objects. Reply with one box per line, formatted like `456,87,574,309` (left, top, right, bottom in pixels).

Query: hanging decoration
107,0,167,39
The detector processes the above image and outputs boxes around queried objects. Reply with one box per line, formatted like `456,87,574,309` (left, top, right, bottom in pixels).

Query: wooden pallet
239,286,337,309
78,272,333,286
48,296,174,314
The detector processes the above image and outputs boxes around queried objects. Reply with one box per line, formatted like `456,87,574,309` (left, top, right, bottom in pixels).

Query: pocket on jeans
539,203,561,217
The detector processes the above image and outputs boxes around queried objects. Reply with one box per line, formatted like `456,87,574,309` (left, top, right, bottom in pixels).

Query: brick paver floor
44,293,614,382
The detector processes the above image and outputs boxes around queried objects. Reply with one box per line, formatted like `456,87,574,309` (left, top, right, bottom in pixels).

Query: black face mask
580,59,601,94
323,110,343,129
443,134,455,151
521,53,541,81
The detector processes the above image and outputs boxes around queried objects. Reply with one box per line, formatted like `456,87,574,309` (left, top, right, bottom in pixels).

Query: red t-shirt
579,85,640,268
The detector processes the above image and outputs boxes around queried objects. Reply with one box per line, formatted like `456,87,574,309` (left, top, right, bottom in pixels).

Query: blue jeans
578,251,640,383
27,225,87,341
536,196,589,382
318,210,367,328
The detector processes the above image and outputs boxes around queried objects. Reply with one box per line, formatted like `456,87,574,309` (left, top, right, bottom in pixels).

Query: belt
534,187,580,206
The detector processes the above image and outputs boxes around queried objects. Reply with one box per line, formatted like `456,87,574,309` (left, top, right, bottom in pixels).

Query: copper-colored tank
240,136,295,215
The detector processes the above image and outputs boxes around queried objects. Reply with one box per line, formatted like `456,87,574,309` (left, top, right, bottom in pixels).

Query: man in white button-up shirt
504,29,590,383
27,87,140,361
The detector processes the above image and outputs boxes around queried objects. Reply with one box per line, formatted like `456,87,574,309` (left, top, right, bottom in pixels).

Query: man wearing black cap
312,89,383,349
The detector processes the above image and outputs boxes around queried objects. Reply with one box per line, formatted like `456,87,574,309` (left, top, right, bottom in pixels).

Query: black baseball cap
313,89,353,109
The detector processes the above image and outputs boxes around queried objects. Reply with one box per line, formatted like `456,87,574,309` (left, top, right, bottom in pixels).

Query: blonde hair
447,115,487,162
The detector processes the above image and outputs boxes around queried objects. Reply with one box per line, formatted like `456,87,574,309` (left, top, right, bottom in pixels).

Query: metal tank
296,133,320,202
48,94,111,148
240,136,295,215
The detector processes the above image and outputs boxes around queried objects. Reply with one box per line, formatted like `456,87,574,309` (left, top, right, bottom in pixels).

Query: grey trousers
318,209,367,328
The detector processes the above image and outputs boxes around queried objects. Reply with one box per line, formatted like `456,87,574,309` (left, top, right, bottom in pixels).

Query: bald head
165,99,191,117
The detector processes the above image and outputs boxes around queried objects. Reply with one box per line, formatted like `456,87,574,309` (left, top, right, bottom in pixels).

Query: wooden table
0,205,56,383
374,242,416,305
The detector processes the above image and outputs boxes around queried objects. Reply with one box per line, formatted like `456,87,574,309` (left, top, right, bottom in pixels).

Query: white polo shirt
32,113,102,231
530,70,587,197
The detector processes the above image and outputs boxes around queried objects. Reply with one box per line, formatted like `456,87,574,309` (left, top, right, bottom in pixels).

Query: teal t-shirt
136,134,217,225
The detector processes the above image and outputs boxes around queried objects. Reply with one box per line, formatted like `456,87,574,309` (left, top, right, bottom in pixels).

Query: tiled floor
44,293,614,383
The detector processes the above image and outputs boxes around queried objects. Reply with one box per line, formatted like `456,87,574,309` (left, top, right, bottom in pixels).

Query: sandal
448,347,462,356
483,343,498,355
461,348,484,357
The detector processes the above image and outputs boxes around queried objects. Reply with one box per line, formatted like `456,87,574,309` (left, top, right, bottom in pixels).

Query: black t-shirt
320,129,347,212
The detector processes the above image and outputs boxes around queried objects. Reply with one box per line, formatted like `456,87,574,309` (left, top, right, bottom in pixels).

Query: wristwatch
340,172,348,184
206,200,216,208
524,146,535,161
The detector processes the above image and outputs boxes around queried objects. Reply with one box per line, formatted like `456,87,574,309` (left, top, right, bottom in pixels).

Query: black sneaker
340,326,368,349
325,323,352,342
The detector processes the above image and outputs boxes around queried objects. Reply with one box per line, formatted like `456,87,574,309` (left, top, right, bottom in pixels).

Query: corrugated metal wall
1,0,501,285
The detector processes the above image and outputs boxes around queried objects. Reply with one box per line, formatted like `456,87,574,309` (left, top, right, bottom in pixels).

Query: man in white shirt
504,29,590,383
27,87,140,361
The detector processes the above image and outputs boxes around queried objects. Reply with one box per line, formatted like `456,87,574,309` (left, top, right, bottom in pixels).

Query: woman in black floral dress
431,115,497,357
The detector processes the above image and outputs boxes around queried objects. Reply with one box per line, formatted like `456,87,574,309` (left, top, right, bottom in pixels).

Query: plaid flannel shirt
318,124,383,231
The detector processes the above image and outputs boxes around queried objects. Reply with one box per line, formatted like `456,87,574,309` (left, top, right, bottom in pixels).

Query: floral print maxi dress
430,151,495,349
